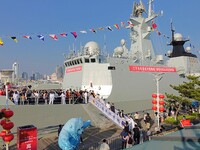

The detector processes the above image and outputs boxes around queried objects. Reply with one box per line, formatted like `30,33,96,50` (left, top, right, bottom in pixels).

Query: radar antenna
171,19,175,42
132,0,146,17
148,0,153,17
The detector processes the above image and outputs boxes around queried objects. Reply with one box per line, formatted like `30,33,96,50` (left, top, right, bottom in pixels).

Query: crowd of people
92,98,155,149
4,86,97,105
119,111,152,149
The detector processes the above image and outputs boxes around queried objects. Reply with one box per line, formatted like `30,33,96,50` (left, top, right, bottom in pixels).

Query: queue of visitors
3,86,95,105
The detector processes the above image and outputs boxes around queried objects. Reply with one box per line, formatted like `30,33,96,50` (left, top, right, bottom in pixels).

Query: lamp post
153,73,164,128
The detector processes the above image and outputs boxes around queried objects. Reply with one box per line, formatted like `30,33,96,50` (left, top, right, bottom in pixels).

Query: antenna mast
171,19,175,42
148,0,153,17
103,34,107,55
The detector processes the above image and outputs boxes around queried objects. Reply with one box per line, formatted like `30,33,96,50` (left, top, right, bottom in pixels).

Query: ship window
74,60,77,65
68,62,71,66
76,59,80,64
91,58,96,63
85,58,89,63
65,62,68,67
108,66,115,70
80,59,83,63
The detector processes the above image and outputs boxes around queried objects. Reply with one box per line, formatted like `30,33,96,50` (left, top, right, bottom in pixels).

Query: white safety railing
89,98,127,129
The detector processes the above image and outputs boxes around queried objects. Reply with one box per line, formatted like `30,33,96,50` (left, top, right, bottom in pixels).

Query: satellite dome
174,33,183,41
185,46,191,53
84,41,100,55
114,47,124,55
120,39,126,46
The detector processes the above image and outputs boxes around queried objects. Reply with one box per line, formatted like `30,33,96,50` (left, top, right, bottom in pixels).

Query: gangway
89,97,127,129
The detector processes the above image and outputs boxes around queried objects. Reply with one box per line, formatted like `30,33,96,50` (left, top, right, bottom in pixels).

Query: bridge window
108,66,115,70
80,59,83,63
91,58,96,63
85,58,89,63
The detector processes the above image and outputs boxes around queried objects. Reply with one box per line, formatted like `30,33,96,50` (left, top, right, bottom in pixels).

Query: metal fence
78,135,121,150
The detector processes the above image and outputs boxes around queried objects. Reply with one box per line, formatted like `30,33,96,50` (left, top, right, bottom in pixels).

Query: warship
62,0,200,112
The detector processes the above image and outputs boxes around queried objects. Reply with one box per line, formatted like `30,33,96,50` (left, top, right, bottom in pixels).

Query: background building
21,72,29,80
12,62,19,83
56,65,63,79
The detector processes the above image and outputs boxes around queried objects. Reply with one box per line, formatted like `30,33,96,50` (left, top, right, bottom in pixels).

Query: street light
153,73,164,128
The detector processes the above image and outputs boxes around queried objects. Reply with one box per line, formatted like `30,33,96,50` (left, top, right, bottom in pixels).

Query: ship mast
148,0,153,17
129,0,158,65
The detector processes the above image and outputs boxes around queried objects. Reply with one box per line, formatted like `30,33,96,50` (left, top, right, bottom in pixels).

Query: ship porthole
99,86,101,90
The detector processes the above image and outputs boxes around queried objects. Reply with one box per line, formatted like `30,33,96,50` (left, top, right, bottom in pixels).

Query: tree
165,75,200,120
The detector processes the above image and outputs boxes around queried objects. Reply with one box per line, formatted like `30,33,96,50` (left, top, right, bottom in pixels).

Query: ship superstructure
62,0,200,112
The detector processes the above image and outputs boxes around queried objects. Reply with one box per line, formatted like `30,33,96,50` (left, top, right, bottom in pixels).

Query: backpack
128,136,133,144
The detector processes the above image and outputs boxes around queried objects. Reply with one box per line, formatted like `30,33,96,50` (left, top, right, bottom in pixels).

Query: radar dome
84,41,100,55
174,33,183,41
120,39,126,46
185,46,191,53
114,47,124,55
167,50,172,56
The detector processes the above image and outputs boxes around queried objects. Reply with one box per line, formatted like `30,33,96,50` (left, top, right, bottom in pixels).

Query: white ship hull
62,0,200,113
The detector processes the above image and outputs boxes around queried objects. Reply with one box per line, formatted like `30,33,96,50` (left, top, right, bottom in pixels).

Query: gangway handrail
89,98,127,129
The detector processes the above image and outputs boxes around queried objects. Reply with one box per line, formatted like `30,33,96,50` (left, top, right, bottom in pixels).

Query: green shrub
177,115,196,121
164,117,179,125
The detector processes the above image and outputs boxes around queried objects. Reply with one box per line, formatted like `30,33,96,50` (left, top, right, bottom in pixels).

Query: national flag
71,32,77,38
23,35,32,39
90,29,97,33
98,27,104,30
60,33,68,37
114,24,120,30
0,38,3,46
49,34,58,40
11,37,18,43
121,22,125,27
80,30,87,34
152,23,157,29
107,26,113,31
37,35,45,41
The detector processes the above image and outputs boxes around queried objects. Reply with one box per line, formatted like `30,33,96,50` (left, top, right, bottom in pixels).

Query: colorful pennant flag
0,38,3,46
121,22,125,27
107,26,113,31
114,24,120,30
37,35,45,41
98,27,104,30
155,30,161,36
23,35,32,40
49,34,58,40
11,36,18,43
71,32,77,38
90,29,97,33
163,35,169,39
80,30,87,34
127,21,134,27
60,33,68,37
152,23,157,29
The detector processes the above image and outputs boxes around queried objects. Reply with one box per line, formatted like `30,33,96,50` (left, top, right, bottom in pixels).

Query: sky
0,0,200,75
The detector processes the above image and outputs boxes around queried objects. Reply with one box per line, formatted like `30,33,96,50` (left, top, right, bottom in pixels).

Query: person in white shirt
99,139,110,150
49,91,55,105
34,91,39,105
84,91,88,104
60,92,66,104
13,91,19,105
